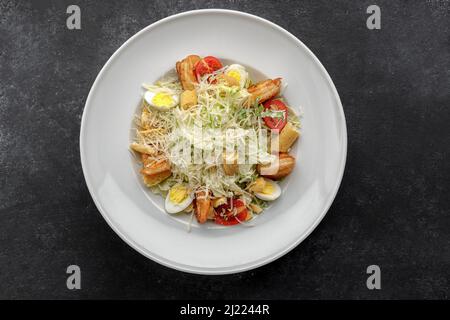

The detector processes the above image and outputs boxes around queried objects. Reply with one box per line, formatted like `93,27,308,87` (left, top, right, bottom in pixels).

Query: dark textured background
0,0,449,299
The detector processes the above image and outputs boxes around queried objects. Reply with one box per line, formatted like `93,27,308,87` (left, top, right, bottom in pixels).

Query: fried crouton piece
222,152,239,176
279,122,300,152
180,90,197,109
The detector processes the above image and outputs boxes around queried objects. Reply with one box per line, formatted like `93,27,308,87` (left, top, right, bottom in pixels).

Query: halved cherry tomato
262,99,288,131
214,199,248,226
194,56,223,81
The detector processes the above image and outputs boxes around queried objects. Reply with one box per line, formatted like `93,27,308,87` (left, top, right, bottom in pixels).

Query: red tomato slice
262,99,288,131
214,199,248,226
195,56,223,81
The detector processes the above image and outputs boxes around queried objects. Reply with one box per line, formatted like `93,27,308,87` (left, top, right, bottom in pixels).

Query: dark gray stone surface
0,0,449,299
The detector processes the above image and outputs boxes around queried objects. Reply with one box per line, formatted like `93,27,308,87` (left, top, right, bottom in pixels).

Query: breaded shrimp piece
140,157,172,186
194,190,211,224
141,157,171,176
245,78,281,107
176,55,201,90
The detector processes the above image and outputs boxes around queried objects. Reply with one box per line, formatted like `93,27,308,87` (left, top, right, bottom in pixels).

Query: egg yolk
226,70,241,83
262,182,275,195
152,92,174,107
169,185,188,204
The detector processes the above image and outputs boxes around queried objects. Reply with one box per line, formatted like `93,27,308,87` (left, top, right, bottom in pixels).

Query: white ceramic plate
80,9,347,274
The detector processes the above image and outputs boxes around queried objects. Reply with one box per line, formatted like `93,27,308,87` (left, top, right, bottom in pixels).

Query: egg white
254,178,281,201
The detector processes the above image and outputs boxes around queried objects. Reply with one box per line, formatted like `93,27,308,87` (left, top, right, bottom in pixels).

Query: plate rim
79,8,348,275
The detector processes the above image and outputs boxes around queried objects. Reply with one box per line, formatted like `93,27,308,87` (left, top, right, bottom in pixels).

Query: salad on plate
130,54,301,227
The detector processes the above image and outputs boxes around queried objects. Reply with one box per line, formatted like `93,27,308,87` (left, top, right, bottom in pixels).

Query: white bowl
80,9,347,274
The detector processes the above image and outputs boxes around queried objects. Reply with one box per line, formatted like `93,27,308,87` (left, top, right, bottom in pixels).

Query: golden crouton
279,122,299,152
180,90,197,109
222,152,239,176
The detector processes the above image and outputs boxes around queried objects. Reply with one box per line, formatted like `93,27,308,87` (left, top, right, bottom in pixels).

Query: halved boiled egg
224,64,248,88
165,184,194,214
253,178,281,201
144,91,179,111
